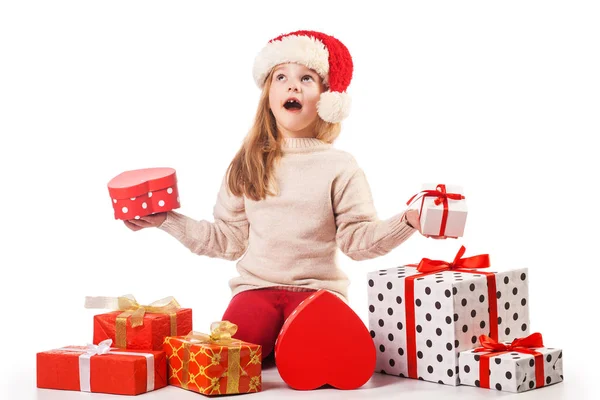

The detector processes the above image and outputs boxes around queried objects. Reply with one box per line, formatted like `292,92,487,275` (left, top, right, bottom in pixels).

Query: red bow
474,333,546,390
406,184,465,207
417,245,491,273
475,332,544,353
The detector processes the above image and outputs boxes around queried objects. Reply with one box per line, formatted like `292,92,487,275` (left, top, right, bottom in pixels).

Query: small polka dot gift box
458,333,563,393
367,246,530,386
407,183,467,238
163,321,262,396
107,167,180,220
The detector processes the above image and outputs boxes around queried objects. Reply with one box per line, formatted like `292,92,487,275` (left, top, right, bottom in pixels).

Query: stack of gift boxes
36,169,263,396
36,295,262,396
367,184,563,393
35,178,564,395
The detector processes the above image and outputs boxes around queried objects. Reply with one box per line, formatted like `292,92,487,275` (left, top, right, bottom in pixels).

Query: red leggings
221,288,315,360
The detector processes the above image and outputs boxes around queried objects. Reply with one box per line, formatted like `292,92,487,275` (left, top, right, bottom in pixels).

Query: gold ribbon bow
185,321,239,344
85,294,181,348
115,295,180,328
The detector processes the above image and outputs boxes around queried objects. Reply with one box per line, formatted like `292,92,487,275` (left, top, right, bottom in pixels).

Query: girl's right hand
124,212,168,231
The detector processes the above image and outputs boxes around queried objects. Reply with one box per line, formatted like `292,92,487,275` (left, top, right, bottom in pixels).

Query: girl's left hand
425,234,447,240
404,209,446,239
404,209,421,231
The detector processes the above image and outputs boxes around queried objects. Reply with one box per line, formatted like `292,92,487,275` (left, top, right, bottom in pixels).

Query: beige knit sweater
158,137,416,301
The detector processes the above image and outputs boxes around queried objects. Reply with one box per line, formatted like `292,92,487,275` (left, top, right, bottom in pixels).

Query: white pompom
317,91,351,123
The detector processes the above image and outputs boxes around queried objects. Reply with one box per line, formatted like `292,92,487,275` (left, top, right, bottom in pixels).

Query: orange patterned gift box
163,321,262,396
85,295,192,350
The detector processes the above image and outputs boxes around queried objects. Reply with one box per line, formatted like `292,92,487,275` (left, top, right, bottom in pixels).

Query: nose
288,82,300,92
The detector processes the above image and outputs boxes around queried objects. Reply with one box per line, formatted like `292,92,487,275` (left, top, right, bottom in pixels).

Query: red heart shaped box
108,168,180,220
274,290,376,390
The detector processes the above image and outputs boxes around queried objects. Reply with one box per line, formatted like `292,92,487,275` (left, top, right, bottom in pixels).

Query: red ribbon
474,333,545,389
406,184,465,237
417,245,491,273
405,246,496,379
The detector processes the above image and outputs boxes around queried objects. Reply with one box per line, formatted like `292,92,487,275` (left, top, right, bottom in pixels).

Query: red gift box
86,295,193,350
164,322,262,396
108,167,180,220
37,339,167,395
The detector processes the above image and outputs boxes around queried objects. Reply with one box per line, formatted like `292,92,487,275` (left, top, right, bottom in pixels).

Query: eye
276,74,285,81
302,75,314,82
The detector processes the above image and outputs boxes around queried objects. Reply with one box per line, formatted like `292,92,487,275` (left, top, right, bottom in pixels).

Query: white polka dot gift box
406,183,467,238
458,333,563,393
107,167,180,220
367,246,530,386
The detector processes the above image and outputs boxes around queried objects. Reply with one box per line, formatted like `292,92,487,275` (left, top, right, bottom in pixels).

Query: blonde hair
226,68,341,201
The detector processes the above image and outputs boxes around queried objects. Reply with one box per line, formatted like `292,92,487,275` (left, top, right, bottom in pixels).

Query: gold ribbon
185,321,238,344
85,295,181,348
181,341,191,390
181,321,242,394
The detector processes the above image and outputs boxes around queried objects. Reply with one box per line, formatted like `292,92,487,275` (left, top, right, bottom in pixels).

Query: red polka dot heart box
107,167,180,220
458,333,563,393
366,246,530,386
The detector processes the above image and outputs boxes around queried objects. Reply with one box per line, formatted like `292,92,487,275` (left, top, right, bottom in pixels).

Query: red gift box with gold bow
85,295,192,350
458,333,563,393
163,321,262,396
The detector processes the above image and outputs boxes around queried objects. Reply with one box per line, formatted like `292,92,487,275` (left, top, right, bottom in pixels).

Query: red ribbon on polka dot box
108,168,180,220
458,333,563,393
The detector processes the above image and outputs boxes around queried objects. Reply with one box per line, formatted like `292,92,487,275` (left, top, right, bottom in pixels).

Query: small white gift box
407,183,467,238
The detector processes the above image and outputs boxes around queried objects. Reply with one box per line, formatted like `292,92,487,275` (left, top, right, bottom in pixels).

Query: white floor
12,361,585,400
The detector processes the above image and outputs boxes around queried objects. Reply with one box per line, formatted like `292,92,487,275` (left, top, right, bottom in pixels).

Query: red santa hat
252,30,353,123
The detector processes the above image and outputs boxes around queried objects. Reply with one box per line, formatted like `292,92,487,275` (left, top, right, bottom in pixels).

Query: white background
1,1,598,399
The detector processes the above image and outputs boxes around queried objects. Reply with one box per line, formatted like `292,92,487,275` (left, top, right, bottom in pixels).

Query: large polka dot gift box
406,184,467,238
458,333,563,393
107,167,180,220
366,247,530,386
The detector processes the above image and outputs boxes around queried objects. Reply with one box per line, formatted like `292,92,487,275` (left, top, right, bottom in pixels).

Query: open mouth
283,98,303,111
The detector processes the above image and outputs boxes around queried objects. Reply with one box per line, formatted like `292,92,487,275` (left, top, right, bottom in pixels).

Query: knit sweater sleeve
333,166,416,261
157,174,249,261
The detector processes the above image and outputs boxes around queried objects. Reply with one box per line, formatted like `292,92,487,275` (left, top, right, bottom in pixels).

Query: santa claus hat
252,30,353,123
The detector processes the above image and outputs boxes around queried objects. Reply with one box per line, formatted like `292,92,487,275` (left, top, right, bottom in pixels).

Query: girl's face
268,63,324,138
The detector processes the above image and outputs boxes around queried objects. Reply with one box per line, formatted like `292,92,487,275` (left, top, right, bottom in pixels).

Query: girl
124,30,424,362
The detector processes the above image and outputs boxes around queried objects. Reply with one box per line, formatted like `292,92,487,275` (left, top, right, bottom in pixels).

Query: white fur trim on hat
317,91,351,123
253,35,330,88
